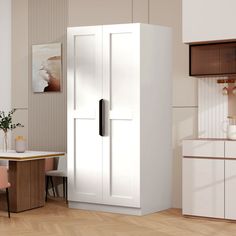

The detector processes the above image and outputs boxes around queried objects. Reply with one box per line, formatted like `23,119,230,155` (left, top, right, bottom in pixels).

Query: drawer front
225,141,236,158
183,140,225,158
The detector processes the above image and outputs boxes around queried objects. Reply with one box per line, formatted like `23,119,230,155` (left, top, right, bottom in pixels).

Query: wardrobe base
68,201,169,216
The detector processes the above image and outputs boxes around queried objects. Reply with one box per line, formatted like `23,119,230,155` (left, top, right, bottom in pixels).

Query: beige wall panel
172,107,198,208
12,0,28,108
28,0,67,152
68,0,132,26
11,109,28,149
150,0,197,107
133,0,149,23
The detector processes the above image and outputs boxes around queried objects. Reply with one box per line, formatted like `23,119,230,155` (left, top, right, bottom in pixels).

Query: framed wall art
32,43,62,93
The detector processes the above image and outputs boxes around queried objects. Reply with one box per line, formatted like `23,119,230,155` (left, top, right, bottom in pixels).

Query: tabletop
0,150,65,161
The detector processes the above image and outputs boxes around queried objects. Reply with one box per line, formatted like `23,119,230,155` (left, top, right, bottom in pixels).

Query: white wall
0,0,11,161
183,0,236,43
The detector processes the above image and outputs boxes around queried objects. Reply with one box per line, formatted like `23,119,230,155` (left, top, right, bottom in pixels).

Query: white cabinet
67,26,103,204
225,160,236,220
225,141,236,158
183,158,224,218
183,139,236,220
182,0,236,43
67,23,172,215
101,24,140,207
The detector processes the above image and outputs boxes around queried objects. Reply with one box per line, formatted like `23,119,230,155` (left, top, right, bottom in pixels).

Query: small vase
15,136,26,153
3,131,8,152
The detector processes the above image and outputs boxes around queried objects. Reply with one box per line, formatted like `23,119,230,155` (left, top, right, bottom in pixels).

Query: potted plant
0,109,24,152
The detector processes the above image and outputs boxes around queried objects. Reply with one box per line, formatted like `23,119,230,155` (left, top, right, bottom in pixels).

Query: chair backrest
45,158,54,172
0,160,8,167
0,166,9,189
57,155,67,171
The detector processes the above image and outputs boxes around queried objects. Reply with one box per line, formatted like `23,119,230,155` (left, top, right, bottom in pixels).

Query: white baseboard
68,201,143,216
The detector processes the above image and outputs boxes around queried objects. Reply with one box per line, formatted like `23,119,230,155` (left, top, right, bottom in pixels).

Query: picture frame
32,43,62,93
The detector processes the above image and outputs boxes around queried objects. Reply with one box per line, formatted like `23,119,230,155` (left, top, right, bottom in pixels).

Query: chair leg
45,176,49,201
65,177,68,203
49,176,56,197
6,188,10,218
63,177,65,199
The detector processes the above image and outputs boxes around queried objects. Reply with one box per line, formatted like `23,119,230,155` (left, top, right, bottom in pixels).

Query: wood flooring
0,197,236,236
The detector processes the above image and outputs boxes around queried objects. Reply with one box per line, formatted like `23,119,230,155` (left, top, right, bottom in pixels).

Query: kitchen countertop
184,138,236,141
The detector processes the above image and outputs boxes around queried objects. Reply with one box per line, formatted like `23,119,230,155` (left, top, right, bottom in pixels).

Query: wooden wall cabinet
190,43,236,76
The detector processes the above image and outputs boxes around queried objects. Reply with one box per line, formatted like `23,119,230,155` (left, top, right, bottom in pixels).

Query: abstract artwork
32,43,62,92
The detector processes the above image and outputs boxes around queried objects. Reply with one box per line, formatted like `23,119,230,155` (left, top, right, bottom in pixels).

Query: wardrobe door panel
67,26,103,203
75,35,97,109
110,120,135,197
102,24,140,207
110,33,136,110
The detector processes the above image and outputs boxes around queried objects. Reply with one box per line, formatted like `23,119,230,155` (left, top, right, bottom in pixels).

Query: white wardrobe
67,23,172,215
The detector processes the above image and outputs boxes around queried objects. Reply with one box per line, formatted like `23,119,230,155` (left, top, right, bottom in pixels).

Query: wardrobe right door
102,24,140,207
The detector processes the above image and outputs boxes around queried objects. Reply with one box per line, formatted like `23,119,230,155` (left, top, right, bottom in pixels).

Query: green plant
0,109,24,151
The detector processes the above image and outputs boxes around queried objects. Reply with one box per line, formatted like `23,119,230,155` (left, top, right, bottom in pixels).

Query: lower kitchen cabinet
183,139,236,220
225,160,236,220
183,158,225,218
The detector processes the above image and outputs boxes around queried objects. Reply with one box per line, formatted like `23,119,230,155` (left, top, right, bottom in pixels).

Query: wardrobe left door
67,26,103,203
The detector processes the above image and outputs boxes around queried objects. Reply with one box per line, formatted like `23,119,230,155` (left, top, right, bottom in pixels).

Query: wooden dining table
0,150,65,213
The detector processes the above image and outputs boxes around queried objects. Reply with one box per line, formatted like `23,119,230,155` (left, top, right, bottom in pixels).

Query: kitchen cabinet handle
99,99,104,136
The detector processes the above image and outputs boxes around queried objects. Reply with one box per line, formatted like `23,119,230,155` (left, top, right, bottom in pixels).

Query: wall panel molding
28,0,68,152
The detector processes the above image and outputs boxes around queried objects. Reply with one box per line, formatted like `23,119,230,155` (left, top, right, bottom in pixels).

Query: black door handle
99,99,104,136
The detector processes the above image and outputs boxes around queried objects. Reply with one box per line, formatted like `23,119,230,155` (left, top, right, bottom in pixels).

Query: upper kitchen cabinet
190,42,236,76
220,43,236,74
182,0,236,43
190,44,220,76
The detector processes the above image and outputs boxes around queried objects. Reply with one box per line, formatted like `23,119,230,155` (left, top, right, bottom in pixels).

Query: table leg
8,159,45,212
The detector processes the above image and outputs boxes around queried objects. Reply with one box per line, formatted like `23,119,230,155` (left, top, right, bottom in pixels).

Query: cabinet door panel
220,44,236,74
110,120,136,197
225,160,236,220
190,45,220,76
102,24,140,207
183,158,224,218
67,26,103,203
